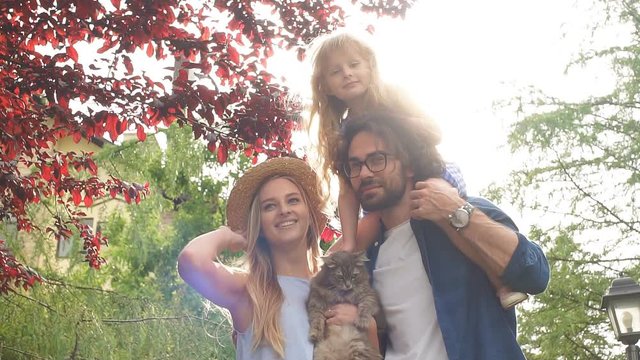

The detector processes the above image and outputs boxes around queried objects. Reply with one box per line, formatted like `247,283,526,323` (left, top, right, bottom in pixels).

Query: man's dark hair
337,112,444,183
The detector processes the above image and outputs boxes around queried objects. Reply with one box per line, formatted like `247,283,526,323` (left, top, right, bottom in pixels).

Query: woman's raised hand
218,225,248,253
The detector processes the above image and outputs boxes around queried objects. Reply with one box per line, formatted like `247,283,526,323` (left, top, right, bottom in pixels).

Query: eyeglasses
344,152,394,178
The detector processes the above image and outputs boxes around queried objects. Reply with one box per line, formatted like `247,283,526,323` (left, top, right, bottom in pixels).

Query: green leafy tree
490,1,640,358
0,125,248,358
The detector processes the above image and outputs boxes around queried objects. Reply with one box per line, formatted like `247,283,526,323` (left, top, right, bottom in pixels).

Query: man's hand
409,178,463,222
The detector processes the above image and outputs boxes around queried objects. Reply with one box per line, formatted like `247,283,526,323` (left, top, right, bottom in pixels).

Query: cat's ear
321,255,336,268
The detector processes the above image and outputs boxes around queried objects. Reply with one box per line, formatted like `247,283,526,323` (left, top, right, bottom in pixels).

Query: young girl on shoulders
307,30,526,309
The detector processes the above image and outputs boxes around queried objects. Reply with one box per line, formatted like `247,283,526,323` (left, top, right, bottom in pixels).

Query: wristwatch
449,202,475,231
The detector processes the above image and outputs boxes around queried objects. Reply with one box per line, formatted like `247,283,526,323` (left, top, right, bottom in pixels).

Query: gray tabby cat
307,251,382,360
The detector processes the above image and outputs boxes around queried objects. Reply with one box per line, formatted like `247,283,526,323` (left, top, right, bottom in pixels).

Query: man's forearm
438,209,518,281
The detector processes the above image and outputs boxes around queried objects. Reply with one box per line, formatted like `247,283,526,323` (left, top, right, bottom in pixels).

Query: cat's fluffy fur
307,251,381,360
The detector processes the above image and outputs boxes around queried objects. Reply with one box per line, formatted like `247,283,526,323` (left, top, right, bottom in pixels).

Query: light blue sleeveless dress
235,276,313,360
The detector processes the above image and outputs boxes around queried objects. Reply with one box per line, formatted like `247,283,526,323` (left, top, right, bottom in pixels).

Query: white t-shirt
373,221,449,360
235,276,313,360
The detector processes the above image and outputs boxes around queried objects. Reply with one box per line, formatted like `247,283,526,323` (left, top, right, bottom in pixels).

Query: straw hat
226,157,327,235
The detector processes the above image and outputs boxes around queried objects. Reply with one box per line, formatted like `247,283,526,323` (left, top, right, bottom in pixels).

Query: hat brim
226,157,327,236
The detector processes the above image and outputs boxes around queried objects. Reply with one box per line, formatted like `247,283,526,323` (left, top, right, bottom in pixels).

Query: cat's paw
309,328,321,343
308,321,324,343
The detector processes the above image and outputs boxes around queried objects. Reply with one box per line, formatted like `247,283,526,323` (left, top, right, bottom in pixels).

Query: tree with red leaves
0,0,415,294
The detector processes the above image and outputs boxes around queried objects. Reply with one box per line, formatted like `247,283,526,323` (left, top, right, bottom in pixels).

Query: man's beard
358,176,407,212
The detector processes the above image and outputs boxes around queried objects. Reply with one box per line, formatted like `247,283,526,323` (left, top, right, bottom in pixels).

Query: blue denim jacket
366,196,549,360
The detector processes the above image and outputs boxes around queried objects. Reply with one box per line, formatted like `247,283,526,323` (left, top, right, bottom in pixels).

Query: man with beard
336,112,550,360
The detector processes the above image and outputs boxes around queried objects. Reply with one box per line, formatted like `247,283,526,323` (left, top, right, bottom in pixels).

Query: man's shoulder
467,196,502,213
466,196,518,230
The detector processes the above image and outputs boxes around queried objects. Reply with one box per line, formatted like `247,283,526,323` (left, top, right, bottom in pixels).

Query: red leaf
97,40,116,53
243,147,253,157
123,55,133,75
215,64,229,79
217,144,228,164
84,194,93,207
106,114,119,140
146,43,154,57
213,32,226,43
73,132,82,143
227,45,240,64
111,0,120,8
86,159,98,175
60,161,70,176
207,140,216,153
72,190,82,206
162,114,176,127
320,226,340,243
136,125,146,141
201,26,210,41
41,165,51,181
197,85,216,104
5,143,16,160
156,45,165,60
66,45,78,62
297,48,306,62
59,96,69,109
118,119,128,134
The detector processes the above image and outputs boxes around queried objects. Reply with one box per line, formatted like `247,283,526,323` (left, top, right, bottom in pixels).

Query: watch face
451,209,470,228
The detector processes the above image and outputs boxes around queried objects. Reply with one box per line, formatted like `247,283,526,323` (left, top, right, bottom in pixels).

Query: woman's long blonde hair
307,31,442,189
243,175,322,358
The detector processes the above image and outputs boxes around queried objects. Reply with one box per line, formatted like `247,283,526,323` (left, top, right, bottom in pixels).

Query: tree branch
0,343,48,359
70,321,80,360
555,151,640,235
99,315,195,324
563,334,605,360
548,256,640,263
8,288,57,313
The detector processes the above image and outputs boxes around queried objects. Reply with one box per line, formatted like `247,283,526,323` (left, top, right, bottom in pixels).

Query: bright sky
272,0,622,224
371,0,586,194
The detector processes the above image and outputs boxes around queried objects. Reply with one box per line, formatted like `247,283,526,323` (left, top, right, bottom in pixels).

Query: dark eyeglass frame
343,151,394,178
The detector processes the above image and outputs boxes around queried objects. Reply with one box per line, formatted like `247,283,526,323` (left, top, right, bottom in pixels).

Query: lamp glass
612,298,640,335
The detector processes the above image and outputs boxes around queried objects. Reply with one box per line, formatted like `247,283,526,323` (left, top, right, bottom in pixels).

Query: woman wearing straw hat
178,157,377,359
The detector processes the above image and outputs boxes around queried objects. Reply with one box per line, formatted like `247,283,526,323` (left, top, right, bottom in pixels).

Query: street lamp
601,276,640,360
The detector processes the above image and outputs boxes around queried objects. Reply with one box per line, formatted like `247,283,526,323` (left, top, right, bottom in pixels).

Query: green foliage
518,228,620,360
0,281,235,359
0,124,251,358
494,1,640,358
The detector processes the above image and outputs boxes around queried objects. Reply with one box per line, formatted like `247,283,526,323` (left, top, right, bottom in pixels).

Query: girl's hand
326,237,354,254
324,303,358,325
